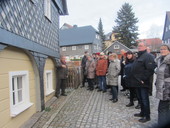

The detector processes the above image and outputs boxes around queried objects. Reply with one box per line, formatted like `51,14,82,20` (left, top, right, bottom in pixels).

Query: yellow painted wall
111,33,116,41
44,58,56,102
104,40,113,48
0,47,36,128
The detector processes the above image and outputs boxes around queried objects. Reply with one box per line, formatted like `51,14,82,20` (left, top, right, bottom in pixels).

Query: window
94,45,96,50
96,34,100,39
96,44,98,50
72,46,76,50
62,47,66,51
45,70,54,96
9,71,33,117
114,45,120,49
85,45,89,50
44,0,51,21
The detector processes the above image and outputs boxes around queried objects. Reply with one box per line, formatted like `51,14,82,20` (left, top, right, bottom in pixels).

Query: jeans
136,87,150,118
98,76,106,91
111,86,118,100
158,100,170,127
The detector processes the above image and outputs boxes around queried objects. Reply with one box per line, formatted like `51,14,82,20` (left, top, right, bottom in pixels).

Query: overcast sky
60,0,170,39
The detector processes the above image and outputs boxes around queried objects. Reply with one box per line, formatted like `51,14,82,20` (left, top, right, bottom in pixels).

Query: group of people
81,42,170,126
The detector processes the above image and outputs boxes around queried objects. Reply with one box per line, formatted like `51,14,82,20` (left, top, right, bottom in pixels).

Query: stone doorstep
19,112,44,128
20,89,76,128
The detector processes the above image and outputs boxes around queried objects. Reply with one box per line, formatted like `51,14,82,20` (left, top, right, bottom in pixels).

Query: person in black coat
81,51,88,87
131,42,155,123
120,49,126,91
124,51,139,107
146,47,155,96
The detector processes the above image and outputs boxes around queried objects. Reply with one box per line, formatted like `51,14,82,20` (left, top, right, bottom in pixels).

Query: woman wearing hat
155,44,170,127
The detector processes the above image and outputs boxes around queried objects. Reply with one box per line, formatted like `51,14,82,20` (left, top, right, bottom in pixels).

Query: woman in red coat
96,52,108,92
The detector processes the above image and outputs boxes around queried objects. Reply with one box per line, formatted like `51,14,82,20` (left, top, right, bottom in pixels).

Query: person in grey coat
55,56,68,98
107,53,121,103
155,44,170,127
85,55,96,90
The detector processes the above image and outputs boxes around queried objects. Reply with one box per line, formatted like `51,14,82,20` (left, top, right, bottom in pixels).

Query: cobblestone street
30,82,159,128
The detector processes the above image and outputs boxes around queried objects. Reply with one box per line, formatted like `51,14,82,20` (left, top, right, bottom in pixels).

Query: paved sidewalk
26,86,159,128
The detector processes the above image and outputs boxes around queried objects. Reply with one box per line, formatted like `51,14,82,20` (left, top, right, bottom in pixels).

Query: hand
62,65,66,68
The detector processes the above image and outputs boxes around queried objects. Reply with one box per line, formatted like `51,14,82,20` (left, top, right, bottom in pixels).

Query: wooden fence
66,66,82,89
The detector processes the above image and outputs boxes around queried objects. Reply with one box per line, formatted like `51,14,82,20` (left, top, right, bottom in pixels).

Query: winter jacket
86,60,96,79
107,59,121,86
120,56,125,76
155,54,170,101
96,58,108,76
124,59,134,87
131,50,155,87
81,55,87,72
57,61,68,79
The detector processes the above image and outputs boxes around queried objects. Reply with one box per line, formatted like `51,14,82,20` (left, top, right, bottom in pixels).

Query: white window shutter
44,0,48,17
47,0,51,20
44,0,51,20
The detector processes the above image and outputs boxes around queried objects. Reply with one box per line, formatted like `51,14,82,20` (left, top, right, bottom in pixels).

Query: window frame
96,34,100,39
45,70,54,96
9,71,33,117
84,45,89,50
62,47,66,51
72,46,76,50
114,45,120,49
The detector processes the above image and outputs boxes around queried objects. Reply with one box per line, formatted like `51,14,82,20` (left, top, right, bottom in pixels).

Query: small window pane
17,77,22,89
13,92,15,105
12,76,23,105
18,90,22,102
12,77,15,91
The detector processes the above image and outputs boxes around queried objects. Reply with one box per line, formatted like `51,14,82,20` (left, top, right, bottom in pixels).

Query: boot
135,104,141,109
126,102,134,107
